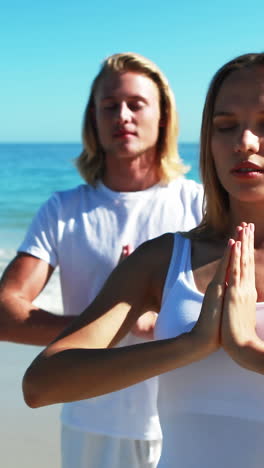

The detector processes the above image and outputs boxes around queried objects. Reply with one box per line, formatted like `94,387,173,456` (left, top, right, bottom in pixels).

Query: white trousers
61,424,162,468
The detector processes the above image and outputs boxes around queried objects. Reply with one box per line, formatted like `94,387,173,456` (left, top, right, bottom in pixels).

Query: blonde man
1,52,203,468
77,52,187,185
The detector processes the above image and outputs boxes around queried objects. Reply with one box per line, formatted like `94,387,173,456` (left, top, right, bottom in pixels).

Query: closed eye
127,101,145,111
213,115,238,133
102,102,118,110
215,124,238,132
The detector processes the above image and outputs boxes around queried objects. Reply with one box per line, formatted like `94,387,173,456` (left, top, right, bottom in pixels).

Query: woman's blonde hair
194,52,264,238
76,52,188,185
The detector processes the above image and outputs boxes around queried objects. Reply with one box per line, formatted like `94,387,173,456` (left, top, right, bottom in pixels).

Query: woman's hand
221,224,264,372
190,239,233,355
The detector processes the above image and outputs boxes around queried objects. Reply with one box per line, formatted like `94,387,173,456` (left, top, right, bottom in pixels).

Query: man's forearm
0,296,75,345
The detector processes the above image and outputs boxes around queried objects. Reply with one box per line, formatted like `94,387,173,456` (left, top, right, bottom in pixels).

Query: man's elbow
0,294,22,342
0,320,25,343
0,317,14,342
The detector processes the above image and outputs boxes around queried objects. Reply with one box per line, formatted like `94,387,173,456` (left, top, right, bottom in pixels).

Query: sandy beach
0,234,64,468
1,341,61,468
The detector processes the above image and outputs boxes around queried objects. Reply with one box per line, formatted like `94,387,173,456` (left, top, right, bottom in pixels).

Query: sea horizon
1,139,201,309
0,141,201,309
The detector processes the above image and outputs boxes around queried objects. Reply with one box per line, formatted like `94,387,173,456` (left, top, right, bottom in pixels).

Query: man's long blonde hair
76,52,188,185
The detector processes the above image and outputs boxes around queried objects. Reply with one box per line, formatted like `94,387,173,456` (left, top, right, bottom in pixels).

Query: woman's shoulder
133,234,176,308
135,233,175,264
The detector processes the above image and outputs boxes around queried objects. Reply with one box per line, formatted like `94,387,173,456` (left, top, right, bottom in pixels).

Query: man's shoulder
169,176,202,189
39,184,96,218
49,183,98,207
53,183,90,201
164,177,203,196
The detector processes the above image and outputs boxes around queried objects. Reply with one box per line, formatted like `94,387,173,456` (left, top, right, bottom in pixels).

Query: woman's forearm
22,331,207,408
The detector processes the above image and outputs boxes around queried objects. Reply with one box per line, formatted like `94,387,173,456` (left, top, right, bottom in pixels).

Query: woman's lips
231,162,264,178
231,161,264,171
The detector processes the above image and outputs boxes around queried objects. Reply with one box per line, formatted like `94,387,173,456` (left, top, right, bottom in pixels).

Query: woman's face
211,65,264,205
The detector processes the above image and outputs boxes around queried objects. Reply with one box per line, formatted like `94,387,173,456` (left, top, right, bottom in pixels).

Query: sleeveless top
154,233,264,468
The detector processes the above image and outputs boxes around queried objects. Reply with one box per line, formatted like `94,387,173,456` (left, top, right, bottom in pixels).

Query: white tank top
154,233,264,467
155,233,264,422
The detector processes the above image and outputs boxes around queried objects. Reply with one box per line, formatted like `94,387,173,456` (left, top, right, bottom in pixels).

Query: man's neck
102,155,160,192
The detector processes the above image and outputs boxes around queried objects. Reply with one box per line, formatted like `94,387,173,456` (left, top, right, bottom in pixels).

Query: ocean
1,142,200,308
1,143,82,313
0,142,200,467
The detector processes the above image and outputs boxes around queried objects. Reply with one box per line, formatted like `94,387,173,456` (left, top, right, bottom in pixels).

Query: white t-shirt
19,178,203,440
155,233,264,467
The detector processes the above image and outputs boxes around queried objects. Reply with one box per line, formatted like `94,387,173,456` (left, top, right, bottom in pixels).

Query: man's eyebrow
100,95,148,101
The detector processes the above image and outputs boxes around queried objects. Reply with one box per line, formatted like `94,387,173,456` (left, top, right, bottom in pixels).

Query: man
0,53,203,468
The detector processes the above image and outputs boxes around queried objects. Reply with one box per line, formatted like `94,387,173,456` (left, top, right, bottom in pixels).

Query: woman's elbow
22,364,50,408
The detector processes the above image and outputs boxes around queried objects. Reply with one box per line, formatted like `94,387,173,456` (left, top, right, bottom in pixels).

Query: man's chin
107,146,141,160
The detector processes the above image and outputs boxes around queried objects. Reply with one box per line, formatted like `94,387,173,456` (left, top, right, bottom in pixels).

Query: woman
23,52,264,467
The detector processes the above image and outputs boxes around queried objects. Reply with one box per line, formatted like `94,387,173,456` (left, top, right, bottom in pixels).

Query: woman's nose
235,129,260,154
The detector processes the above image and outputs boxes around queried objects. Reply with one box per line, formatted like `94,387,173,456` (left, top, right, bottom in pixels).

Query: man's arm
0,253,75,345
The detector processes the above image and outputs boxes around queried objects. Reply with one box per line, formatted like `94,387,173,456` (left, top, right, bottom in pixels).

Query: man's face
94,71,162,163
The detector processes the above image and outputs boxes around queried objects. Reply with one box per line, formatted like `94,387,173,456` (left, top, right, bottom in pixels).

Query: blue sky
1,0,263,143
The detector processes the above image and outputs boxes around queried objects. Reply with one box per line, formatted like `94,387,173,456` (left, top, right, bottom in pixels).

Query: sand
1,342,61,468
